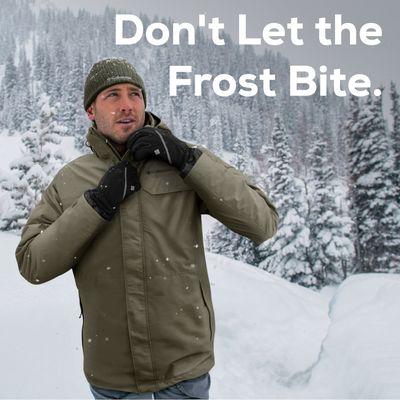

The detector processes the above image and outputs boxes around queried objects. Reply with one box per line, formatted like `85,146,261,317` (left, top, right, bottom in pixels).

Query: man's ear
86,103,95,122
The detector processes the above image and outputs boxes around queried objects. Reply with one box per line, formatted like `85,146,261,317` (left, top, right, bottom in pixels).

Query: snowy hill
2,231,400,399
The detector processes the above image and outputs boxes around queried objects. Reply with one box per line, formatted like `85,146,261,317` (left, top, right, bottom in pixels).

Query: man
15,58,279,399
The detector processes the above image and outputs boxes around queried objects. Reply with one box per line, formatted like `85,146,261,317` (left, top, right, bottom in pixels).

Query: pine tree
390,82,400,201
52,39,68,102
41,45,54,95
348,92,400,272
258,116,313,287
2,53,18,132
33,41,45,82
61,51,90,150
344,95,362,272
2,94,66,232
4,53,17,93
16,47,35,132
208,97,223,156
246,97,263,157
306,130,354,286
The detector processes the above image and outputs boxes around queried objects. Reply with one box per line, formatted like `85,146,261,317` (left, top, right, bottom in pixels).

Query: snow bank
207,252,330,398
307,273,400,398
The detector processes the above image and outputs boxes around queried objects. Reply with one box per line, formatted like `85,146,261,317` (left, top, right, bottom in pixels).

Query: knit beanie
84,58,146,110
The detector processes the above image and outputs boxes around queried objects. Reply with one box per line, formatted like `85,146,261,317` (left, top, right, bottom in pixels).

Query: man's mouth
117,118,135,125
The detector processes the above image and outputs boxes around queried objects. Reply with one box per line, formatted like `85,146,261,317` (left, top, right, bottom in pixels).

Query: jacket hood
85,111,171,161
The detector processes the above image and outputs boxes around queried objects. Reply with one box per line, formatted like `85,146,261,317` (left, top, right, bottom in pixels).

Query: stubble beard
96,116,137,144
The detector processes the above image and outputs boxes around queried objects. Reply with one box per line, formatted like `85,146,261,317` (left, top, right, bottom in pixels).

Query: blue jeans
89,372,211,399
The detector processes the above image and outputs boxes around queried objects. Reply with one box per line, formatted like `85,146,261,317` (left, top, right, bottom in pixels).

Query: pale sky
43,0,400,98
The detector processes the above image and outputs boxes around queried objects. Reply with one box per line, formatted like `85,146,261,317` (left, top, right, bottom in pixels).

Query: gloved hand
84,160,140,221
127,127,202,178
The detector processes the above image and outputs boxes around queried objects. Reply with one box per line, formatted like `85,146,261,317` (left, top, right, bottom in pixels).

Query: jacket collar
85,111,171,162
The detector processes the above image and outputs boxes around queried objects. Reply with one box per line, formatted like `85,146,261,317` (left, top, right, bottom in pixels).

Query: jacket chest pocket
138,166,199,277
141,167,193,195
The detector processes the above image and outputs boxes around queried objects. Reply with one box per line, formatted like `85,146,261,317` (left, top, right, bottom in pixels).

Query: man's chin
112,128,137,143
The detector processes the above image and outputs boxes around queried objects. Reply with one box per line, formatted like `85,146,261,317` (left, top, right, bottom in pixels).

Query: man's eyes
106,92,141,98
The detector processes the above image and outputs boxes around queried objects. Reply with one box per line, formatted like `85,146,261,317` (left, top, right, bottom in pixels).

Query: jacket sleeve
15,171,109,285
183,146,279,246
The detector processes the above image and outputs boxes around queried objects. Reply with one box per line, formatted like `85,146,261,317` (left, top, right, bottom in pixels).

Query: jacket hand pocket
199,280,215,344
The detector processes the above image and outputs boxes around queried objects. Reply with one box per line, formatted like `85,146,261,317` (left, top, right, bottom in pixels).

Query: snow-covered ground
2,230,400,399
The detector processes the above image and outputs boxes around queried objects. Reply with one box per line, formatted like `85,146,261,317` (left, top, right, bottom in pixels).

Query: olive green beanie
83,58,146,110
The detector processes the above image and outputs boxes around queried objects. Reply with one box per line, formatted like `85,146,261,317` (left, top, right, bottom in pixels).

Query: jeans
89,372,211,399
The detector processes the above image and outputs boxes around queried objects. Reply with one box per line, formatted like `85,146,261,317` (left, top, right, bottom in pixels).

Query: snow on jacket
15,111,279,393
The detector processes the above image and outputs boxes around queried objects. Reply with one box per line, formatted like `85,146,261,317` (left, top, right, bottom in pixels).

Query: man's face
86,83,146,144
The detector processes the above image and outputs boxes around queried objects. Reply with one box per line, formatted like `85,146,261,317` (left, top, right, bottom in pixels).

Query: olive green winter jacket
15,111,278,393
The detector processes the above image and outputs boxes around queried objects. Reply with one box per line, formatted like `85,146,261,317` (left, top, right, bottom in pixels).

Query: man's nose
119,94,134,112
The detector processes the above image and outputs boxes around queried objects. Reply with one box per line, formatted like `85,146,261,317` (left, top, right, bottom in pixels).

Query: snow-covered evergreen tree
347,93,400,272
306,130,354,286
390,82,400,201
16,47,35,132
33,41,45,82
2,53,18,132
258,116,313,287
1,94,66,232
344,95,362,273
60,51,90,150
204,94,223,156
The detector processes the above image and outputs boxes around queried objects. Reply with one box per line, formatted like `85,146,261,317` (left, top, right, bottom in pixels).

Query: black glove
84,160,140,221
127,127,202,178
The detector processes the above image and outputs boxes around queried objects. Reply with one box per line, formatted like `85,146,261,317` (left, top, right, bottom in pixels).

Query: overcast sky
43,0,399,98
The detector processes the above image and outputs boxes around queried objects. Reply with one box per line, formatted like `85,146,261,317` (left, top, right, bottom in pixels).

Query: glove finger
129,134,158,156
131,145,154,161
127,129,156,147
98,160,126,187
130,138,154,152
